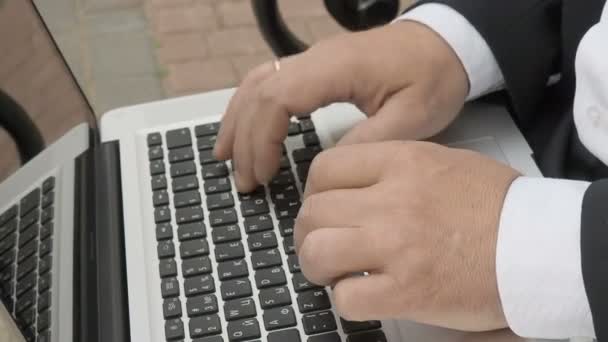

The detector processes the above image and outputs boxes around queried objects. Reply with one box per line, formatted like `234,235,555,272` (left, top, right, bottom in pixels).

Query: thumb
337,90,433,146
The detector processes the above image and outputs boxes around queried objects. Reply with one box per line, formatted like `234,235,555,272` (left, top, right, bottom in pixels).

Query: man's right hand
214,20,469,192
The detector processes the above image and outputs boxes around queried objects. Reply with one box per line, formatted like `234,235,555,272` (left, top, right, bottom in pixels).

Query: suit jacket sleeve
406,0,562,117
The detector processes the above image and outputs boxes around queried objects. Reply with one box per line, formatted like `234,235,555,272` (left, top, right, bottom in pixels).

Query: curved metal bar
0,88,45,164
251,0,308,57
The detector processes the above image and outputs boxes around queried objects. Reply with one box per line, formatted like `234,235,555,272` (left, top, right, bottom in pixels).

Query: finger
333,273,399,321
304,143,397,197
337,89,434,146
294,188,369,252
245,50,357,183
298,228,384,286
214,63,275,160
232,103,258,192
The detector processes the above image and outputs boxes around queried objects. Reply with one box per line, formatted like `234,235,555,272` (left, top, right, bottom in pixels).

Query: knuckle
298,231,331,284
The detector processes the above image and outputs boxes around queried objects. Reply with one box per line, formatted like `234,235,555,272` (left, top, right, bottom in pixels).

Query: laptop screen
0,0,95,183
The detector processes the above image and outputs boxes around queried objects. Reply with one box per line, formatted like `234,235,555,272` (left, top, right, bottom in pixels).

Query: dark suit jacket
409,0,608,339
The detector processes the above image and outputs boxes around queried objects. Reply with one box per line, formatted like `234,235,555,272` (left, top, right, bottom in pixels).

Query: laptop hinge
93,140,130,342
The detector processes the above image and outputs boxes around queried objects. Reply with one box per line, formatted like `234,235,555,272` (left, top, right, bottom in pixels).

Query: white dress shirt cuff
497,177,595,339
396,4,505,100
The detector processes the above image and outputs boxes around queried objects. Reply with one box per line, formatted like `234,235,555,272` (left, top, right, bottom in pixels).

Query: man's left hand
295,141,520,332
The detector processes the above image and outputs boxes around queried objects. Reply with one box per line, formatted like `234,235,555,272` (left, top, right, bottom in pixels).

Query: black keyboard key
279,155,291,170
170,160,197,178
299,119,315,132
278,219,294,237
199,149,219,165
218,259,249,281
292,272,321,293
182,256,213,277
156,222,174,241
251,249,282,270
153,190,170,207
168,147,195,163
227,318,261,342
0,219,17,240
39,255,52,275
259,286,291,309
275,199,301,220
21,189,41,217
151,175,168,190
165,318,185,341
178,222,206,241
37,309,50,331
16,272,37,297
166,128,192,149
148,146,164,161
38,291,51,312
17,239,36,262
17,306,35,327
243,214,273,234
207,193,235,211
175,206,204,224
202,162,229,180
269,329,300,342
240,199,269,217
298,289,331,313
39,238,52,257
187,294,219,317
297,162,311,182
264,306,297,331
0,206,17,226
340,319,382,334
209,208,237,227
224,297,257,321
174,190,202,208
248,231,277,251
303,311,337,335
0,249,15,270
40,222,53,241
197,135,218,150
238,187,265,201
41,206,53,224
195,123,220,137
0,233,16,255
159,259,178,278
204,178,231,195
172,175,199,193
150,160,165,176
293,146,321,164
215,241,245,262
255,266,286,289
41,191,54,209
38,330,51,342
39,272,51,293
270,170,296,187
346,330,387,342
19,225,39,247
17,257,37,280
221,278,252,300
287,254,302,273
190,314,222,338
184,275,215,297
303,132,320,146
211,224,241,244
309,332,341,342
180,239,209,259
19,209,39,231
147,132,162,147
163,297,182,319
158,241,176,259
288,121,301,136
154,206,171,223
285,238,297,256
270,184,299,202
15,289,35,312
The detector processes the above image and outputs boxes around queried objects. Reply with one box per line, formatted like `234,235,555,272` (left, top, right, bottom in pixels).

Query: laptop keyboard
0,177,56,342
147,119,386,342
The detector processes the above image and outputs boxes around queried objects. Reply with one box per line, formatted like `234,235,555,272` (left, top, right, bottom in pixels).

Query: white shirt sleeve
395,4,505,100
498,177,595,339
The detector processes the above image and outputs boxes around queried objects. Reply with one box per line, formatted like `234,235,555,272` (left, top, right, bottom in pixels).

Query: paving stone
216,0,257,27
92,75,165,113
206,26,268,57
153,3,218,34
166,59,237,94
157,32,208,63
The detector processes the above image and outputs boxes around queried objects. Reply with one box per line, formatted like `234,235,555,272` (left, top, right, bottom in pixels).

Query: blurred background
35,0,413,115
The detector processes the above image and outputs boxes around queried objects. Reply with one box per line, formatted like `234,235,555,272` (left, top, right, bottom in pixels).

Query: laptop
0,1,546,342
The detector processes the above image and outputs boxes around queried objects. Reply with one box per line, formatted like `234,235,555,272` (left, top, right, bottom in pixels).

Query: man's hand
296,141,520,331
214,21,469,192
